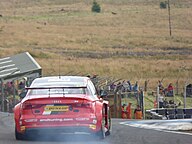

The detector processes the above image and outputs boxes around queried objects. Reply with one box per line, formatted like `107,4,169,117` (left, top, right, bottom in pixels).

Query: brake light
83,102,95,113
75,102,93,108
81,102,92,108
22,102,42,110
22,103,32,110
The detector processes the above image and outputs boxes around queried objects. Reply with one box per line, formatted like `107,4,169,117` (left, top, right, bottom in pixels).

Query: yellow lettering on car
44,106,69,112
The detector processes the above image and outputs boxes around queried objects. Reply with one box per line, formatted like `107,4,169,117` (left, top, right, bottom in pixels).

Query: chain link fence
1,75,191,119
93,77,192,119
0,77,36,112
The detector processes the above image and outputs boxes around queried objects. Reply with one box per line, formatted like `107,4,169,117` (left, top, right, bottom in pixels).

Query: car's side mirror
100,90,108,98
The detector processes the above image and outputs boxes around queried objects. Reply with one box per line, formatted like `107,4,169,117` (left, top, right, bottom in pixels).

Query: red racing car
14,76,111,140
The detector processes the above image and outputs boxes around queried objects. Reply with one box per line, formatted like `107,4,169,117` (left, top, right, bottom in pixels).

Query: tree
92,0,101,13
160,1,167,9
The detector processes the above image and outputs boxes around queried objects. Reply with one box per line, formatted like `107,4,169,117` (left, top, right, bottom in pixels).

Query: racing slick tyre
15,127,25,140
105,122,111,136
97,124,106,139
97,108,106,139
105,109,112,136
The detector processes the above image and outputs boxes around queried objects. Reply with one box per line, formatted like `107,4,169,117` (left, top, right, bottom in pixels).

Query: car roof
30,76,89,88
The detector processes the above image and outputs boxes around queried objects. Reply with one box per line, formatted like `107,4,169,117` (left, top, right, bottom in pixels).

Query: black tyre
96,125,105,139
15,127,25,140
98,108,106,139
106,107,112,136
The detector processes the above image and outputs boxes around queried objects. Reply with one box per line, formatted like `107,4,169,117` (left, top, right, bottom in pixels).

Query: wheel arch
14,103,21,131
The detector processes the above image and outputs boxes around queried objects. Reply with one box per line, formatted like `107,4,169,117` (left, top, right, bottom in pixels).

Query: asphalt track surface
0,112,192,144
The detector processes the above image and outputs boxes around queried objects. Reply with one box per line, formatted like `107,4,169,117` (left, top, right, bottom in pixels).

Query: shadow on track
24,134,104,143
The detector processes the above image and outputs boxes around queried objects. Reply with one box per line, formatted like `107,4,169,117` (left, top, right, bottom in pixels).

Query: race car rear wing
25,86,87,89
20,86,87,98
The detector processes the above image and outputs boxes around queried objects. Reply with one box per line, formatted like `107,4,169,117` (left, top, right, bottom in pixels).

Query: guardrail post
156,86,159,109
184,83,187,109
0,78,4,112
13,80,16,108
142,90,145,119
114,91,117,118
176,80,179,95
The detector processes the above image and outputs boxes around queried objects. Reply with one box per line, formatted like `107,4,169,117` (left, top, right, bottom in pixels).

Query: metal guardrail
146,108,192,120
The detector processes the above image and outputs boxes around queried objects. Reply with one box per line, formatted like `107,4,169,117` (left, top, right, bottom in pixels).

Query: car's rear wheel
15,127,25,140
97,107,106,139
106,108,112,136
96,121,106,139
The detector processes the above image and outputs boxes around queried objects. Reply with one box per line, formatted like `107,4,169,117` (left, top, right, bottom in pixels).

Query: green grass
1,0,191,117
0,0,191,89
121,92,192,111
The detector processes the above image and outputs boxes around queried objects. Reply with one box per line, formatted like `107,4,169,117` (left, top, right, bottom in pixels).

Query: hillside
0,0,191,88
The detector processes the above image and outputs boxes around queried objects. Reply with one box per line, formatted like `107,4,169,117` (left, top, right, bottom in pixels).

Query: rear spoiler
21,86,87,98
25,86,87,90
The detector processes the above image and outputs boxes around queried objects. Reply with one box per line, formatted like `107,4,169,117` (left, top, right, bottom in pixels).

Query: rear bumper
18,123,100,135
17,114,102,134
25,126,96,135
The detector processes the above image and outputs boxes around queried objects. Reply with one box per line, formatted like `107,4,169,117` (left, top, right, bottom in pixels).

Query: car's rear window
31,77,87,88
28,87,91,95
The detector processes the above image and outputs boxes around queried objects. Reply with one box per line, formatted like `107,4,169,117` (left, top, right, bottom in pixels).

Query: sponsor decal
20,126,26,131
53,100,62,103
40,118,63,122
44,106,69,112
48,78,70,82
39,118,74,122
76,118,90,121
24,119,38,122
63,118,73,121
90,114,96,118
89,124,96,130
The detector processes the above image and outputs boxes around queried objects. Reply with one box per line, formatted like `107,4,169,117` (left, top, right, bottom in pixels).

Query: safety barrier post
184,83,187,109
156,86,159,109
0,78,4,112
13,80,16,107
176,80,179,95
142,90,145,119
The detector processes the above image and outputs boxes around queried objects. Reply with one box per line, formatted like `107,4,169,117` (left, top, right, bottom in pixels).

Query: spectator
133,81,139,92
121,104,127,119
122,80,129,92
167,83,173,91
18,81,25,90
158,80,165,95
121,80,126,92
133,81,139,100
91,74,98,86
115,82,122,92
110,82,116,91
158,80,164,90
163,98,169,108
159,95,164,108
138,88,144,111
127,80,132,92
126,102,132,119
166,83,174,97
134,105,143,119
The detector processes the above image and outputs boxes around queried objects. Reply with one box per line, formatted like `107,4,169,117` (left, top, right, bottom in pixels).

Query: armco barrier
146,108,192,120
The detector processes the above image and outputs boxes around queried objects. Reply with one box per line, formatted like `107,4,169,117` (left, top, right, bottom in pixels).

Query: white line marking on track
120,120,192,136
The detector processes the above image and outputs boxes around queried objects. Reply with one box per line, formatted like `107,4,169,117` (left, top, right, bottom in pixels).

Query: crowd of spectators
157,81,182,108
0,79,26,112
158,81,174,97
107,80,144,119
109,80,139,94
